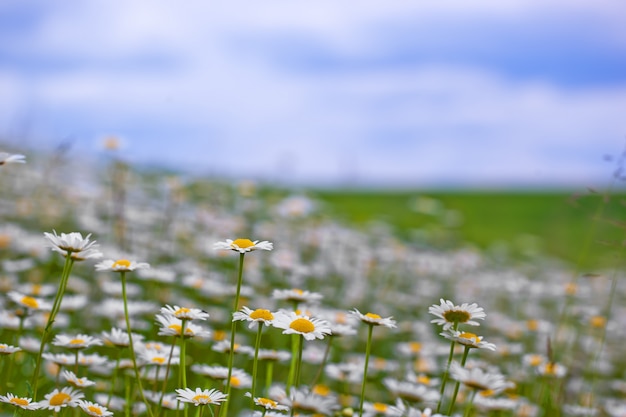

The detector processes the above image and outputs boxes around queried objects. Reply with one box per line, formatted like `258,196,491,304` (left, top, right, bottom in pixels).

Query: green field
311,189,626,270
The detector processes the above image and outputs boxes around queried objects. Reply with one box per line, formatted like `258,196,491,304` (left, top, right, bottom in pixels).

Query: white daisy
272,311,332,341
160,304,209,321
38,387,85,412
428,299,486,330
101,327,144,347
0,152,26,165
0,393,40,410
272,288,323,304
536,361,567,378
175,387,227,406
140,348,179,366
95,259,150,272
62,370,96,388
7,290,51,311
350,309,397,328
0,342,21,355
362,401,404,417
383,378,441,404
53,333,103,349
213,238,273,253
440,330,496,351
233,306,276,328
449,362,509,393
43,231,102,261
155,314,211,338
245,393,289,411
77,400,114,417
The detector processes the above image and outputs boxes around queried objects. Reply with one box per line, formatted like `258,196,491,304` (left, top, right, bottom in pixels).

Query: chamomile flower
160,305,210,321
382,378,440,404
77,400,114,417
175,388,227,406
62,370,96,388
0,152,26,165
536,361,567,378
272,288,323,304
351,309,397,328
272,311,332,341
233,306,275,328
101,327,144,347
155,314,211,338
245,393,290,411
43,231,102,261
362,401,404,417
214,238,273,253
429,299,486,330
449,362,509,393
95,259,150,272
0,343,21,355
38,387,84,411
141,348,179,366
7,290,51,311
0,393,40,410
53,333,103,349
439,330,496,351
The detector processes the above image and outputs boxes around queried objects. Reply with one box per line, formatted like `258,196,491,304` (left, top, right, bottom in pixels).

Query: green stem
220,253,245,417
310,336,333,388
286,334,298,395
250,323,264,409
447,346,471,415
121,271,155,417
107,350,122,408
265,362,274,396
180,321,188,417
463,390,476,417
294,335,304,388
358,324,374,417
32,255,74,398
159,336,178,416
436,322,459,413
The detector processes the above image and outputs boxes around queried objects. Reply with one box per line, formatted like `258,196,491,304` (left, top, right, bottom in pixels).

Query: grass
311,188,626,270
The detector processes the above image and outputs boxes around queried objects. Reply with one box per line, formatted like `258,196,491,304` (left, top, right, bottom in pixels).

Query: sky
1,1,626,188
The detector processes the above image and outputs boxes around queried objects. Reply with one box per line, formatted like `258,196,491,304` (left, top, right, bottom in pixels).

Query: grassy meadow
1,150,626,417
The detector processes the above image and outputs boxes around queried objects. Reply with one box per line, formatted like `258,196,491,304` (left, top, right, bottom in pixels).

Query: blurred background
2,1,626,267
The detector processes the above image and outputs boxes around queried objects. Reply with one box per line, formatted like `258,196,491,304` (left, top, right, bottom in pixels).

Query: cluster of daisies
1,153,625,417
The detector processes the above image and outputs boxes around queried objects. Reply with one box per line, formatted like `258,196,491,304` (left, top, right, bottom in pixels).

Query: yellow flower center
545,362,558,375
232,238,254,248
0,344,7,349
174,307,191,315
258,398,278,407
313,384,330,396
192,394,211,403
442,310,471,323
409,342,421,353
88,405,103,415
152,357,166,364
168,324,182,334
459,332,480,343
417,375,431,385
250,309,274,321
230,376,241,386
32,284,42,295
373,403,388,412
293,289,304,295
70,339,85,345
529,355,543,367
11,398,29,406
145,342,163,350
21,296,39,309
112,259,131,268
590,316,606,328
565,282,577,295
290,318,315,333
374,358,387,369
213,330,226,341
527,320,538,331
49,392,71,406
480,389,495,397
365,313,381,319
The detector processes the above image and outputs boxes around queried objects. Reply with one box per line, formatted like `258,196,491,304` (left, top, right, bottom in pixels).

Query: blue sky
1,1,626,188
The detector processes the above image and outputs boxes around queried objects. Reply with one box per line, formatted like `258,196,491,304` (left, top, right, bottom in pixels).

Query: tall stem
447,346,471,415
121,271,154,417
250,323,264,409
310,336,333,387
179,321,188,417
436,322,459,413
32,255,74,398
358,324,374,417
220,253,245,417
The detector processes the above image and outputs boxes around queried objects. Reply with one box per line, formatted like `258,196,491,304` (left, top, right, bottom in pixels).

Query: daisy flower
38,387,85,412
383,378,441,404
101,327,144,347
272,288,323,304
160,304,210,321
0,152,26,165
245,394,290,411
272,311,332,341
140,348,179,366
213,238,273,253
0,343,21,355
362,401,404,417
279,386,340,416
95,259,150,272
429,299,486,330
155,314,211,338
77,400,114,417
256,349,291,362
191,364,231,379
53,333,103,349
233,306,276,328
536,361,567,378
439,330,497,351
212,340,254,355
449,362,509,393
351,309,397,328
0,393,40,410
62,370,96,388
43,231,102,261
7,290,51,311
175,388,227,406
